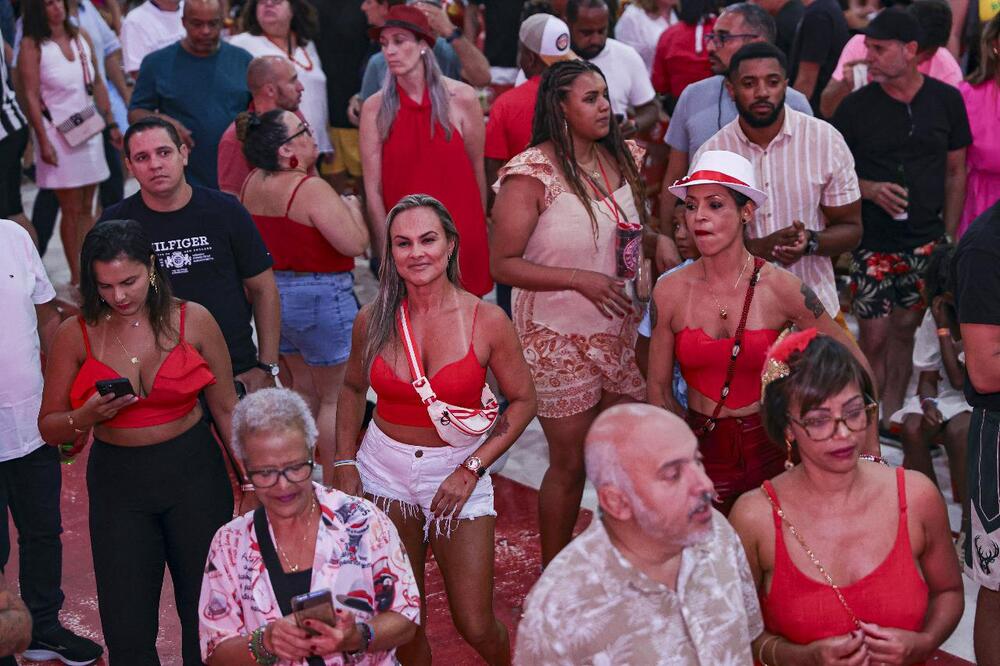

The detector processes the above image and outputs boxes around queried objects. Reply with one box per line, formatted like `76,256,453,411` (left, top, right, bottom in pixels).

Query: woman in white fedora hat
646,150,877,514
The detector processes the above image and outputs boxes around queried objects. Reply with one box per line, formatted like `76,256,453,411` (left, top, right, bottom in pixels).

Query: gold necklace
703,253,752,321
104,314,142,364
275,496,317,573
577,147,601,181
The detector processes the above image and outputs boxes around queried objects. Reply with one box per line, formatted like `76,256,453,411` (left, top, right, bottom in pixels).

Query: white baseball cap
519,14,579,65
668,150,768,207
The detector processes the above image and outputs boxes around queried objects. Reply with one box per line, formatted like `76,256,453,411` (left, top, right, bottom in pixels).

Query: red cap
368,5,437,48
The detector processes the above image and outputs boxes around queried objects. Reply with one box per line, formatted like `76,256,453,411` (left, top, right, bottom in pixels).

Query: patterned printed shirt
515,512,764,665
693,107,861,317
199,483,421,665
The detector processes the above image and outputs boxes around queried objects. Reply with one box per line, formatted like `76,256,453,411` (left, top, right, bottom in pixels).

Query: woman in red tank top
729,333,964,666
358,4,493,297
646,150,874,514
37,220,244,664
236,108,369,485
333,194,536,665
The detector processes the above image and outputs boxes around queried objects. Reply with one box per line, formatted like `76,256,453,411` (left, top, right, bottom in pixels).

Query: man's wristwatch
803,229,820,256
461,455,486,478
257,361,280,377
446,27,462,43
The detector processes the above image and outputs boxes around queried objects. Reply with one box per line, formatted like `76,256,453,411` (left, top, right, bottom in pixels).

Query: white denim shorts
356,420,496,539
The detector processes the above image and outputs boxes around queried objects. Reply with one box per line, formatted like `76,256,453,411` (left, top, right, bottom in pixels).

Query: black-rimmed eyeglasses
282,123,312,145
705,32,759,46
246,459,314,488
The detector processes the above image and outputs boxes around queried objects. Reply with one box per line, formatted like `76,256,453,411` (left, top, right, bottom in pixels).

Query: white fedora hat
667,150,768,208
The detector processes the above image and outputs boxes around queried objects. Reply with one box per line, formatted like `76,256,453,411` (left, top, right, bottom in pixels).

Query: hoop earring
784,436,795,471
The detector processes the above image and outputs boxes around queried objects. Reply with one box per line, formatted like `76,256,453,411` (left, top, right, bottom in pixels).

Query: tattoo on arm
801,283,824,319
484,413,511,444
649,298,659,330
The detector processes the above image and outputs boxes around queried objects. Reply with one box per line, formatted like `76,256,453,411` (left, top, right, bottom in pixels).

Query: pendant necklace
105,314,142,364
704,253,752,321
276,496,318,573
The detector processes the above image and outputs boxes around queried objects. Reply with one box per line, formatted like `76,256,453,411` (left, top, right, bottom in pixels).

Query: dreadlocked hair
529,60,649,242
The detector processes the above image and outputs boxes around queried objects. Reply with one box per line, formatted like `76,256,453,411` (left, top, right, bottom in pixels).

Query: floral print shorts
849,238,939,320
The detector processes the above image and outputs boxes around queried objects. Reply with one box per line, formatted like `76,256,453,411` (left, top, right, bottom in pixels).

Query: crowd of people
1,0,999,664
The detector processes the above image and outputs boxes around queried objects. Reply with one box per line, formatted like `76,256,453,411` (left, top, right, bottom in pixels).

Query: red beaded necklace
266,33,314,72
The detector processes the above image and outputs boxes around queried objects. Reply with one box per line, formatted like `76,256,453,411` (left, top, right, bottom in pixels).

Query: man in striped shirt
693,42,862,327
0,51,31,242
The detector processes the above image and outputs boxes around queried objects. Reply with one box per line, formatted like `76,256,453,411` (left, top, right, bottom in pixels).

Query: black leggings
87,420,233,665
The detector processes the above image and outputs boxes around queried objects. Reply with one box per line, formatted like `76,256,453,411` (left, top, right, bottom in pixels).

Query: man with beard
657,2,813,227
516,404,763,665
694,42,861,329
566,0,658,135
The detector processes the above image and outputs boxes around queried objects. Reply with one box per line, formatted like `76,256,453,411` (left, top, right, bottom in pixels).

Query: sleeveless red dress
760,468,930,664
380,85,492,297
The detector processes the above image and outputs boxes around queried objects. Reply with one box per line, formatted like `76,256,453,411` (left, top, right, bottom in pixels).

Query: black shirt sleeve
830,93,857,151
956,246,1000,326
225,198,273,279
797,11,833,64
945,85,973,151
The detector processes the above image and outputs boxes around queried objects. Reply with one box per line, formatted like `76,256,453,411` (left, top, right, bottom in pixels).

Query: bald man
217,56,306,195
129,0,253,188
517,405,764,665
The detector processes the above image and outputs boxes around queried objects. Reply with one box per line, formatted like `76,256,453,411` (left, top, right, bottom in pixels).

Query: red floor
6,446,972,665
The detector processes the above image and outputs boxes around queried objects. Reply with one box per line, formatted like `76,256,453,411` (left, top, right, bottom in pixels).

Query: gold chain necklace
104,314,142,365
703,253,752,321
275,496,318,573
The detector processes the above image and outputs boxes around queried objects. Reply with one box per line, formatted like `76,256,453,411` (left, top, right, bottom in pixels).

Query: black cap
865,7,923,43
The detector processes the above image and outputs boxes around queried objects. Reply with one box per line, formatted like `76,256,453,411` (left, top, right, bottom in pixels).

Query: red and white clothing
199,483,421,665
694,107,860,317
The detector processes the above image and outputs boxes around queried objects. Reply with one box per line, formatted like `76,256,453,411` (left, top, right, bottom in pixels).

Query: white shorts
356,420,496,539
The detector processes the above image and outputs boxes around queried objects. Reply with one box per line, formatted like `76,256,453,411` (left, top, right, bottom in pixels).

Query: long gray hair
362,194,462,372
376,47,453,142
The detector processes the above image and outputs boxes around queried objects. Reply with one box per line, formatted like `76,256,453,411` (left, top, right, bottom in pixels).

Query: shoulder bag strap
397,302,437,404
253,508,295,617
696,257,765,436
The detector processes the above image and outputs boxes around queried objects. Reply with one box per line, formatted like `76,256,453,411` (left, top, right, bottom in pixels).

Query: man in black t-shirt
787,0,849,116
953,199,1000,665
832,8,970,433
100,117,281,393
754,0,804,59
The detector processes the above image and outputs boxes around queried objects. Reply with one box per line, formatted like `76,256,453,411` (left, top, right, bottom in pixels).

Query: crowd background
1,0,999,663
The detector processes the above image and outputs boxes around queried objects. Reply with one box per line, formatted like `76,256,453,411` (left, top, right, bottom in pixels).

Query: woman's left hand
430,469,477,519
859,621,930,665
109,126,123,151
303,611,361,656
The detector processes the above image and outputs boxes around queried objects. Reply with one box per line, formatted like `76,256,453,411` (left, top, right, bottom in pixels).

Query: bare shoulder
361,91,383,115
53,316,87,358
900,467,947,517
355,303,374,328
181,300,216,334
653,260,698,297
470,298,513,335
444,77,477,105
729,485,774,539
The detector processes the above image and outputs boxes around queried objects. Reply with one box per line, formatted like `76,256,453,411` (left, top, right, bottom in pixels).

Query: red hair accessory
760,328,820,395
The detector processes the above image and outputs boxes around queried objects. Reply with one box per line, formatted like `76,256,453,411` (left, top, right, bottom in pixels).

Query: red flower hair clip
760,328,820,396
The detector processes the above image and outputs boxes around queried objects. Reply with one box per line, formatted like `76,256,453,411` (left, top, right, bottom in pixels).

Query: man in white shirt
0,220,103,666
120,0,185,77
566,0,659,135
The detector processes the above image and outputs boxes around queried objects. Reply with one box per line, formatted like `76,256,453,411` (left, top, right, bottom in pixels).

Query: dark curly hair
761,335,876,445
240,0,319,46
80,220,176,349
235,109,288,172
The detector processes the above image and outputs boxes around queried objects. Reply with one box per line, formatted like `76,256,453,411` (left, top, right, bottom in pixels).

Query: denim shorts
356,420,496,540
275,271,358,366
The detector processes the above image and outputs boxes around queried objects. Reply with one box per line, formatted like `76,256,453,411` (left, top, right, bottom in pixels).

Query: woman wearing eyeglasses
199,388,421,665
236,109,369,483
729,331,963,666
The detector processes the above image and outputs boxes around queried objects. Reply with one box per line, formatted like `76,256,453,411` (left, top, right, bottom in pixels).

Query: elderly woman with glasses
198,388,420,665
729,332,963,666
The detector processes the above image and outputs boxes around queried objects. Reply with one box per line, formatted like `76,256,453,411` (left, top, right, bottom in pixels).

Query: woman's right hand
75,391,137,427
39,139,58,166
263,616,313,662
331,464,364,498
572,270,632,319
806,631,871,666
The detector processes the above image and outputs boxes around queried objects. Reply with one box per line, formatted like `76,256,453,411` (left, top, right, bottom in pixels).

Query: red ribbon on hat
768,328,819,366
673,169,752,189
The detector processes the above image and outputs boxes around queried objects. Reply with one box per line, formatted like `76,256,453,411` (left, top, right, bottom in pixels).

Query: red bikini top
244,173,354,273
760,468,929,655
369,303,487,428
674,327,779,409
69,303,217,428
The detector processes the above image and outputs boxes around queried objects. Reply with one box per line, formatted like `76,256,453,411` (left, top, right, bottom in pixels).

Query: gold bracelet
66,412,85,434
769,635,782,666
757,636,778,666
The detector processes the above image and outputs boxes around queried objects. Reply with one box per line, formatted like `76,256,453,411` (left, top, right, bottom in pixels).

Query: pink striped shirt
694,107,860,316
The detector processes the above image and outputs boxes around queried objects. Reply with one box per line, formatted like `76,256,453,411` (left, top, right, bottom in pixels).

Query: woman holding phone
38,219,241,665
198,388,420,665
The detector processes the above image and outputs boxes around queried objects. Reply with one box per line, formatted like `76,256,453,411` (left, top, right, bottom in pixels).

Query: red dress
381,85,493,297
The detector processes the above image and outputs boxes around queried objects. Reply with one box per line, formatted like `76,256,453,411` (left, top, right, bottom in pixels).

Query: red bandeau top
760,468,929,663
243,173,354,273
369,303,486,428
69,303,217,428
674,327,779,408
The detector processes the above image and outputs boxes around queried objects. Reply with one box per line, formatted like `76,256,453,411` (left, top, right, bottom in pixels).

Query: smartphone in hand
291,589,336,636
95,377,136,399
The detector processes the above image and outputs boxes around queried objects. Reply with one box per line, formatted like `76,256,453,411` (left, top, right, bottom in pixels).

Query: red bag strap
696,257,765,436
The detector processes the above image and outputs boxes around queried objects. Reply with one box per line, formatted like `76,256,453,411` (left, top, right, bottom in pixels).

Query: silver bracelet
332,459,358,468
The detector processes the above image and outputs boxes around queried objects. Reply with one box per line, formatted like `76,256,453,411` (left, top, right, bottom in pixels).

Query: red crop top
369,304,487,428
244,173,354,273
760,468,929,662
674,327,779,409
69,303,217,428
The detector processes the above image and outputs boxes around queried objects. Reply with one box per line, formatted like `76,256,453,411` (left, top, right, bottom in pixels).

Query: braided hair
530,60,649,241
